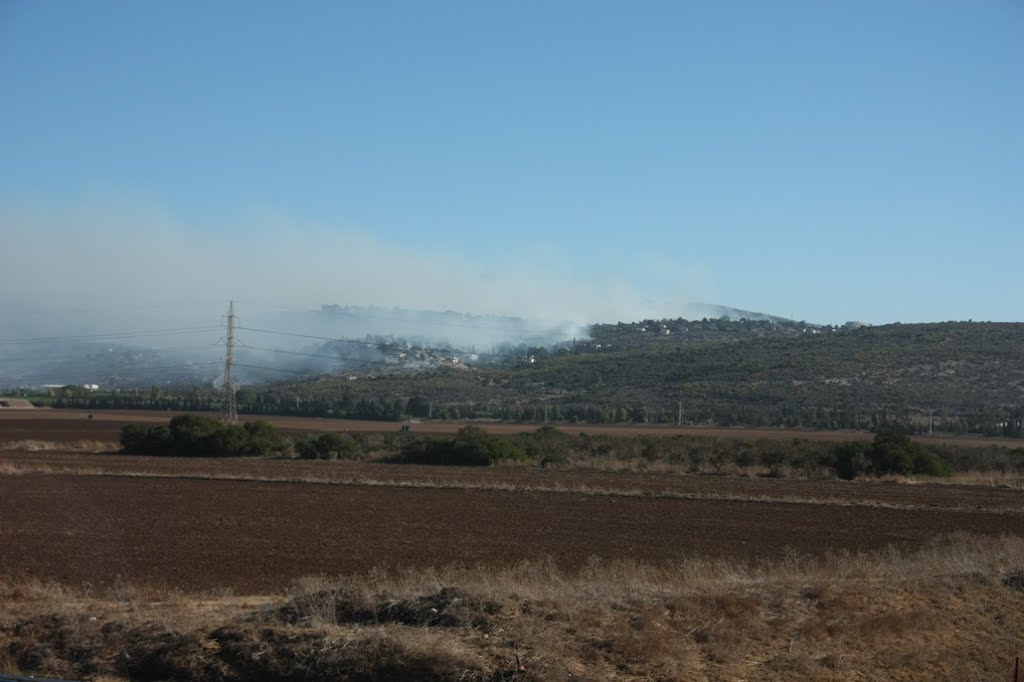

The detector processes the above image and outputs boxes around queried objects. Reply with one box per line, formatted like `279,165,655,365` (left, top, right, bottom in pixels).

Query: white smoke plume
0,197,715,345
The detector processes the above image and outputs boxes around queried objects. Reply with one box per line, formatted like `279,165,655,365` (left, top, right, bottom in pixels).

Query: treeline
316,426,1023,479
118,417,1024,481
40,388,1024,437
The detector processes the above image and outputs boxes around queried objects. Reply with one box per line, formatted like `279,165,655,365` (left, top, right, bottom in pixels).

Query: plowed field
2,470,1023,593
4,452,1024,514
3,410,1023,594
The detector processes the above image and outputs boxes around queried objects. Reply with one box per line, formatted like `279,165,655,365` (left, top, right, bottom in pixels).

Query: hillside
250,321,1023,435
33,321,1024,436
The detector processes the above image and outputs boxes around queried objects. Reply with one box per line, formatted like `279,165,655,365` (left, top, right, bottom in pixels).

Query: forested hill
45,322,1024,436
249,322,1024,435
507,322,1024,433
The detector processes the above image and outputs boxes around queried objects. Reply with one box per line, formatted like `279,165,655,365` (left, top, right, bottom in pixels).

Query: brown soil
4,451,1024,513
2,472,1022,593
2,408,1019,447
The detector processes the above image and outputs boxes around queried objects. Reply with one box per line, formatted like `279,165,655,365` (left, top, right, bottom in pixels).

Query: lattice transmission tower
222,300,238,425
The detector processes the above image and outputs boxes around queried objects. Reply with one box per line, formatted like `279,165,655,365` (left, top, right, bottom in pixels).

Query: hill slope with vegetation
512,322,1024,431
33,322,1024,436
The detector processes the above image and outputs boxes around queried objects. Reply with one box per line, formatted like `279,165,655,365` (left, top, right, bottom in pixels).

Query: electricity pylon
222,301,238,425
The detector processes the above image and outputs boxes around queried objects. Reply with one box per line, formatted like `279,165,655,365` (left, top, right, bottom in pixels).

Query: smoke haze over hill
0,199,717,344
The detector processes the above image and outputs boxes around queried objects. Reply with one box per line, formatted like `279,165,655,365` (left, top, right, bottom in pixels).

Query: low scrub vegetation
398,425,528,466
115,416,1020,483
121,415,287,457
833,429,952,479
3,534,1024,681
293,432,361,460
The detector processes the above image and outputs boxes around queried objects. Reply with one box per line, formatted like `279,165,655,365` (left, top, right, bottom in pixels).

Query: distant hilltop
683,303,794,323
683,304,869,329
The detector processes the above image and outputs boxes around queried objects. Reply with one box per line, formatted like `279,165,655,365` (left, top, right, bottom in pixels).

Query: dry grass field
2,409,1024,680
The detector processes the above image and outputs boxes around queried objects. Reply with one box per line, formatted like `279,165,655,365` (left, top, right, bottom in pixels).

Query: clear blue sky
1,1,1021,325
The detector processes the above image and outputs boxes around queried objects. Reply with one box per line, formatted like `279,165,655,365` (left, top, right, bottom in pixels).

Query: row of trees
47,387,1024,437
120,417,1024,482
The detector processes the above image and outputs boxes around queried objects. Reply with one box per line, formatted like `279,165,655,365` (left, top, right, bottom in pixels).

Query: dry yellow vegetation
3,533,1023,681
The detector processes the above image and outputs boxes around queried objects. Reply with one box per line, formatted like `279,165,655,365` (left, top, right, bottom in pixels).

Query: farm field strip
4,449,1024,514
4,454,1024,516
3,472,1023,593
2,408,1020,447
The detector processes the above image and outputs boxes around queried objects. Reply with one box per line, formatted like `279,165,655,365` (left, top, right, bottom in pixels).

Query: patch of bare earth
3,408,1020,447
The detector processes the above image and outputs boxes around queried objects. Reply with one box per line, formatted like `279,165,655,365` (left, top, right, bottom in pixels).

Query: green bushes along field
121,415,287,457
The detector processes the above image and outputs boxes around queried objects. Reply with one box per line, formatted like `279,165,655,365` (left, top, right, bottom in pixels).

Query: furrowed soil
4,411,1024,680
2,409,1024,592
3,471,1023,592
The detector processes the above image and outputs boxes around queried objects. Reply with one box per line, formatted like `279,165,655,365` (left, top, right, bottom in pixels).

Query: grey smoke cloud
0,198,714,342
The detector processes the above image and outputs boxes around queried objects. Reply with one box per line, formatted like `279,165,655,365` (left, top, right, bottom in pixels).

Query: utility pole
222,301,238,425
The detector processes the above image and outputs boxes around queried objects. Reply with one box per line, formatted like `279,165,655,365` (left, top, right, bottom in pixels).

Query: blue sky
1,1,1021,325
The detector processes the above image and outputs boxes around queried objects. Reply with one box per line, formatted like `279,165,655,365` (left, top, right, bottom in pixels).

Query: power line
237,344,372,362
236,326,386,347
0,307,520,388
234,300,583,336
238,322,569,347
0,362,222,383
235,343,458,370
0,343,222,364
0,326,221,345
234,363,313,376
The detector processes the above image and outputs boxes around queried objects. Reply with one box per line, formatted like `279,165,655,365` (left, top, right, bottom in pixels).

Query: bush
400,425,528,466
121,423,172,452
868,429,951,477
909,448,953,477
516,425,574,459
169,414,223,454
834,442,870,480
294,433,361,460
120,416,287,457
241,420,287,457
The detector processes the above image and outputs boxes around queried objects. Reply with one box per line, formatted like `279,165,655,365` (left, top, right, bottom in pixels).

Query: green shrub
515,425,574,461
868,429,951,477
295,433,361,460
169,414,223,454
909,448,953,477
834,442,870,480
400,425,527,466
241,420,287,456
121,423,172,452
120,416,287,457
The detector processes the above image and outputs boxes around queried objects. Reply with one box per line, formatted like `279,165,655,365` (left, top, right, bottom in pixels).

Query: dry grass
0,439,119,452
3,534,1024,680
880,470,1024,489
